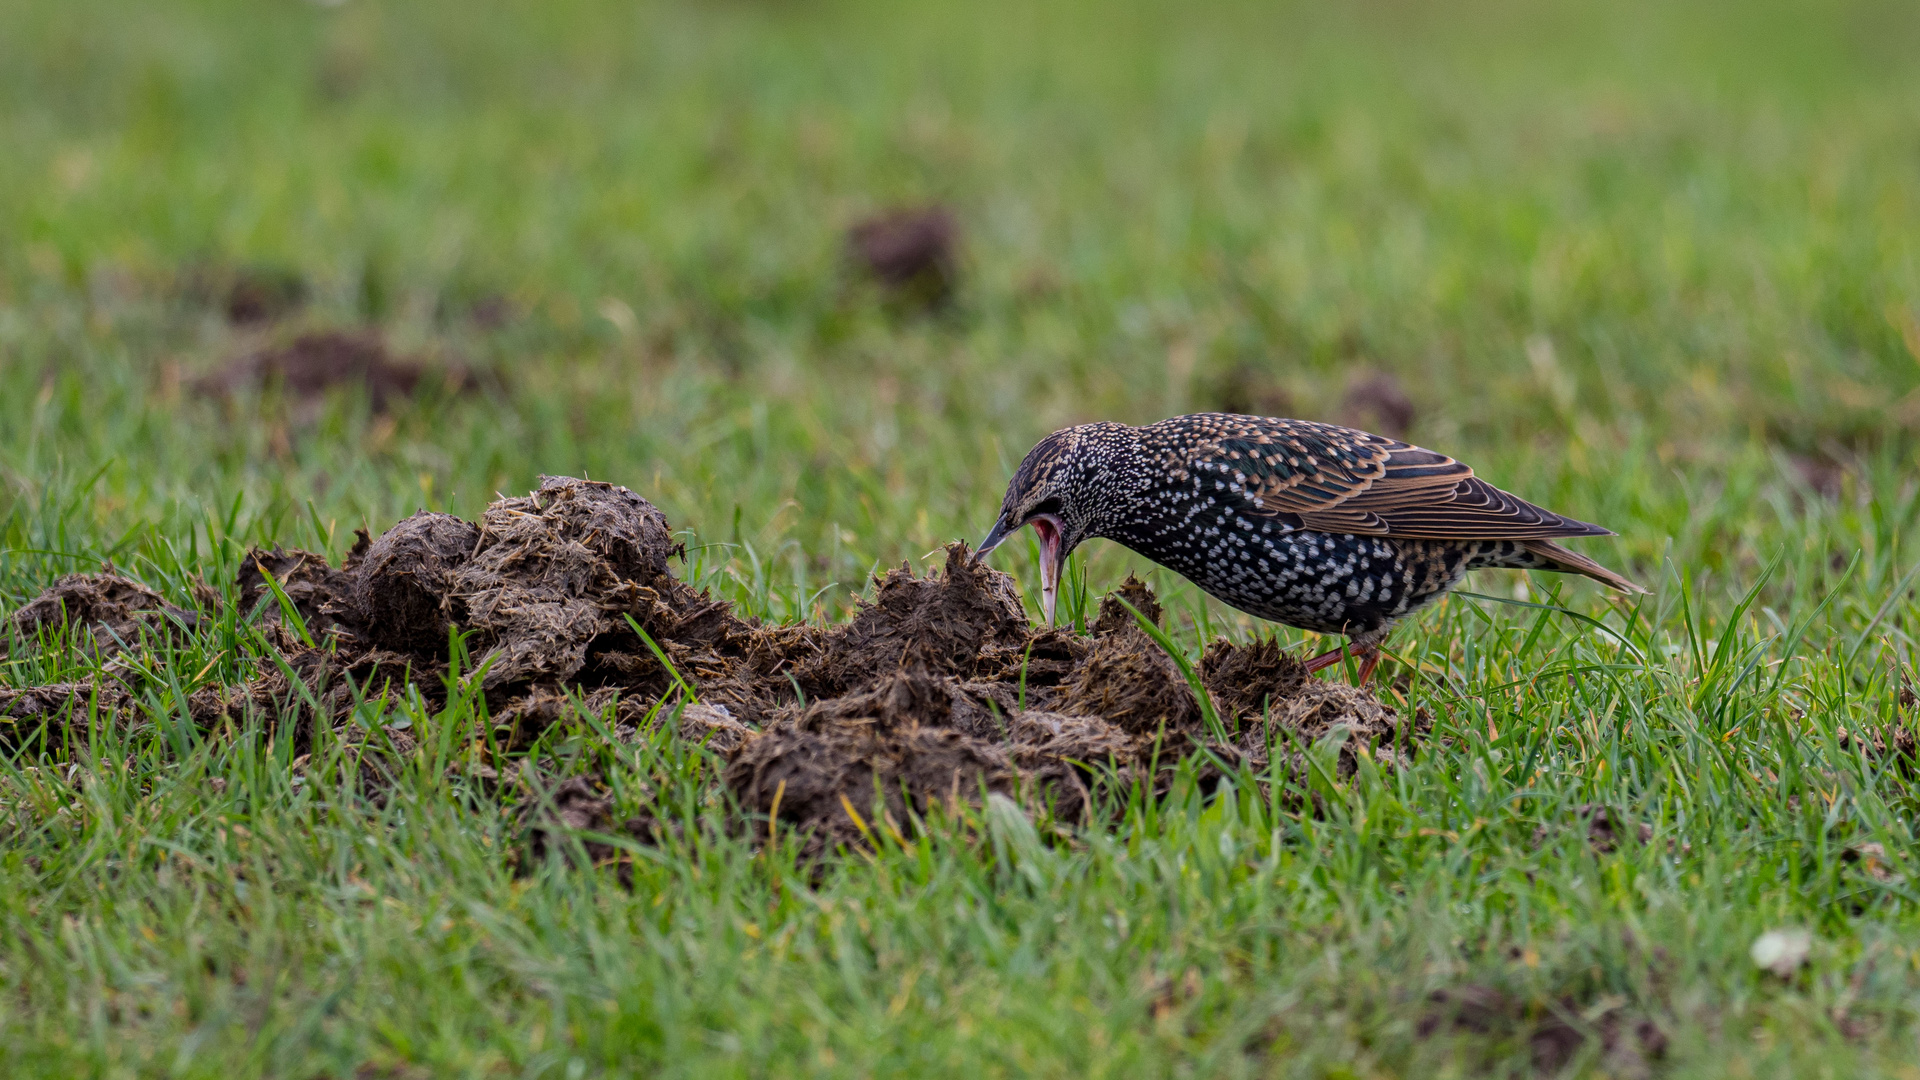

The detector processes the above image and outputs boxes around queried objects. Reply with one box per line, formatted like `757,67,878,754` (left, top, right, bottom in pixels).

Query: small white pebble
1750,928,1812,977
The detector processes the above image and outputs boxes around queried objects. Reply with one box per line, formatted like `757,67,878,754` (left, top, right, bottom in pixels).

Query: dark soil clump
0,683,132,748
1339,371,1416,438
796,546,1029,695
1837,720,1918,775
196,330,472,413
1418,984,1668,1078
345,511,481,655
516,773,619,865
1055,586,1204,735
1005,710,1138,768
180,263,307,325
1088,573,1162,635
1200,638,1308,723
238,546,358,641
186,645,423,752
1788,451,1850,502
1533,803,1648,853
727,718,1016,853
728,668,1019,848
449,476,684,689
224,267,307,324
1,475,1429,861
1234,679,1427,778
1193,361,1294,419
6,572,199,656
848,206,959,309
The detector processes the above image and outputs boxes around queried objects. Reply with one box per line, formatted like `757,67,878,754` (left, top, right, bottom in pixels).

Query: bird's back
1088,414,1636,633
1131,413,1610,541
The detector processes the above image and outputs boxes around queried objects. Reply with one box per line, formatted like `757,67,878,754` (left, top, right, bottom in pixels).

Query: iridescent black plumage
978,414,1641,681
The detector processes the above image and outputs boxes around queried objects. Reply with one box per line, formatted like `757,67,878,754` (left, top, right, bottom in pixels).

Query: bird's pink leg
1354,647,1382,686
1304,645,1349,673
1306,628,1390,684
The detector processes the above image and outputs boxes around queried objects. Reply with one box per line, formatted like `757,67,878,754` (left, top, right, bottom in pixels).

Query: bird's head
976,422,1132,624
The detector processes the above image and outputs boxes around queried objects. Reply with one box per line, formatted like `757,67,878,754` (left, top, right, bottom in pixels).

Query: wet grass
5,0,1920,1074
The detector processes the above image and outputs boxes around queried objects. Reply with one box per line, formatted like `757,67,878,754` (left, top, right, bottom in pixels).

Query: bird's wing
1163,414,1611,540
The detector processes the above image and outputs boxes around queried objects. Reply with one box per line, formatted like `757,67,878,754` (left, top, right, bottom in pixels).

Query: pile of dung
1417,983,1669,1077
193,329,475,415
4,571,206,657
1,476,1429,855
179,262,307,324
0,683,135,748
847,205,959,310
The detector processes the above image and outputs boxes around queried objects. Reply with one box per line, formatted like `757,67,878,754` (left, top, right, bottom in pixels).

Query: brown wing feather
1163,414,1611,541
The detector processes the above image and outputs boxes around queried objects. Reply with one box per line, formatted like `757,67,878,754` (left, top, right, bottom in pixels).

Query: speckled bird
977,414,1643,683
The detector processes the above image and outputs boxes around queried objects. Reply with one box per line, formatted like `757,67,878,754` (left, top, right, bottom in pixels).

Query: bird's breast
1102,517,1473,635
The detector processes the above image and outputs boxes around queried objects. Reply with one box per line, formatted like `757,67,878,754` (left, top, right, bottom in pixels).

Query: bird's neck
1077,427,1151,542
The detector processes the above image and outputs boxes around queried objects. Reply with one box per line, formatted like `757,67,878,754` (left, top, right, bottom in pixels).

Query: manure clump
1200,638,1308,722
0,475,1430,862
345,511,480,655
1054,582,1206,735
795,545,1030,695
848,205,959,309
239,546,356,640
6,572,201,656
194,329,474,415
0,682,134,749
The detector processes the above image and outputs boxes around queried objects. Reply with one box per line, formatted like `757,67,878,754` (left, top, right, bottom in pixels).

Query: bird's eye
1025,497,1063,521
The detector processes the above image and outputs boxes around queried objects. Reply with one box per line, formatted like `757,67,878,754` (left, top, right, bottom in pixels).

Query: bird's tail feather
1519,539,1646,595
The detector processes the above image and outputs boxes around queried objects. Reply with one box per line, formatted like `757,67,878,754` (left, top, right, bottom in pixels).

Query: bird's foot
1305,638,1382,680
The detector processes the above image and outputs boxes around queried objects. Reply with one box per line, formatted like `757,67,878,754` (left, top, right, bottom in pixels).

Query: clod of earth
513,769,677,885
449,477,686,688
0,683,134,750
1199,638,1306,722
179,263,307,325
1233,678,1423,779
0,475,1429,862
466,294,516,330
5,571,203,657
1056,601,1205,735
795,548,1030,695
194,330,475,415
515,773,619,865
1836,721,1919,775
240,546,356,640
223,267,307,324
1417,984,1668,1078
847,206,959,309
1338,370,1416,438
1528,803,1693,855
342,512,481,655
1192,361,1294,420
726,702,1019,855
1787,451,1850,502
1843,840,1899,883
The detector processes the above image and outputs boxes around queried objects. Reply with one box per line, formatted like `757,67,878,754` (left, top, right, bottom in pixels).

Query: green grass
5,0,1920,1074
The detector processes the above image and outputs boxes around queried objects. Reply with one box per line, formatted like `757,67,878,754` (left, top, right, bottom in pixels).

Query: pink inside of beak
1030,514,1063,625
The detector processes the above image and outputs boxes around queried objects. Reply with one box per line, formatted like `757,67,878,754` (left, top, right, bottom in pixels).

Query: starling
977,414,1642,683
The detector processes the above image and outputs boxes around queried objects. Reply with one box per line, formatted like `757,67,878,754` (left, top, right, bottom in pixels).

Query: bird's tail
1518,539,1646,595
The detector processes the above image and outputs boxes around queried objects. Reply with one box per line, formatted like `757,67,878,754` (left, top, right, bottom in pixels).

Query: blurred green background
5,0,1919,619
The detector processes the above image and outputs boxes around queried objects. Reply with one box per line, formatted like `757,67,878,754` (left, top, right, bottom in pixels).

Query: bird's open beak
977,513,1066,626
976,514,1014,560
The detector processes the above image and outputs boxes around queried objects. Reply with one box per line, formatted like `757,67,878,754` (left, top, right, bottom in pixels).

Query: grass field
6,0,1920,1075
